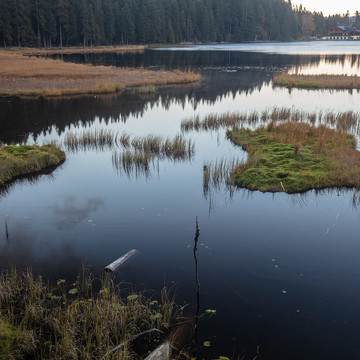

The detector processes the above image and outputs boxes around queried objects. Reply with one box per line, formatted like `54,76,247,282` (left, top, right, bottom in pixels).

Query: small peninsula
0,49,201,97
226,122,360,193
0,144,65,186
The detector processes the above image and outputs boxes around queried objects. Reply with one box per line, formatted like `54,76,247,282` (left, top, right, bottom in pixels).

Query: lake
1,41,360,359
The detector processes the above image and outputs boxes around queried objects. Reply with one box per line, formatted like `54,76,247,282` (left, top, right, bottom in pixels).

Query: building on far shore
322,26,360,40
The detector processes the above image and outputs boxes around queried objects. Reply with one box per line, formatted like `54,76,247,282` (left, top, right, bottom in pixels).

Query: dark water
2,43,360,359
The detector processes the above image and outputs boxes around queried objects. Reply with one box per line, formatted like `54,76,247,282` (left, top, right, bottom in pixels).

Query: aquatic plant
64,129,119,151
0,267,182,360
203,158,240,191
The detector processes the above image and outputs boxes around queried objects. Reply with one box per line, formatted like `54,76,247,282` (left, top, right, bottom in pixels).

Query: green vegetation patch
0,317,24,359
0,144,65,185
226,122,360,193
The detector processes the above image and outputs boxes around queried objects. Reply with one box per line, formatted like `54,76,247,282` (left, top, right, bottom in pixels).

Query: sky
290,0,359,16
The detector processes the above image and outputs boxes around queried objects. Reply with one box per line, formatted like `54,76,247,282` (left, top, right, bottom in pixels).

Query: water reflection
2,45,360,360
49,195,105,230
289,54,360,75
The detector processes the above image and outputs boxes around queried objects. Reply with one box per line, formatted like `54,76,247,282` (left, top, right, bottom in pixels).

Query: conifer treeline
0,0,358,48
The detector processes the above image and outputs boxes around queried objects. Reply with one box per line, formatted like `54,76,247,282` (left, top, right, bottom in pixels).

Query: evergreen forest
0,0,359,48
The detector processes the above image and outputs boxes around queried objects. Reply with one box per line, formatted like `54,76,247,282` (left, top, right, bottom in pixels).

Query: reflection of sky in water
161,41,360,55
2,44,360,359
289,55,360,75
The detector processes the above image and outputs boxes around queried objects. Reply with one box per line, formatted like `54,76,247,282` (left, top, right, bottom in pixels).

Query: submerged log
104,249,140,272
144,342,170,360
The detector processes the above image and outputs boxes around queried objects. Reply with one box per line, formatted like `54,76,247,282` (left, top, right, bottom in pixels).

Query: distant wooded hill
0,0,359,47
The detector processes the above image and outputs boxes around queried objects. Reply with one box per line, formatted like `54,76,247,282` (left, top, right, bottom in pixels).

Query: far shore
10,45,147,56
0,47,201,97
273,73,360,89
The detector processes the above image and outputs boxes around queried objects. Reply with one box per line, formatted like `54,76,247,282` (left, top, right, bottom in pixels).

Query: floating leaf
282,290,287,294
203,341,211,347
219,357,230,360
127,294,138,301
69,288,78,295
205,309,216,314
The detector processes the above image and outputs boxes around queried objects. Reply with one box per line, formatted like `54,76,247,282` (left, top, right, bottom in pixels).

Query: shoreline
0,48,201,97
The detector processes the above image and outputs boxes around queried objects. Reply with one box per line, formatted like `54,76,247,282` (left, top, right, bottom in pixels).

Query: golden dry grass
0,51,201,97
273,73,360,89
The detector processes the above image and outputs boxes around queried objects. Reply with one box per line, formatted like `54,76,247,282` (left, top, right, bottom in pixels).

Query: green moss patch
226,122,360,193
0,144,65,186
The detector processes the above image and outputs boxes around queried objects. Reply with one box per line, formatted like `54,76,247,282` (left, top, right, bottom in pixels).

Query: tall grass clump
0,144,65,186
64,129,119,152
203,157,240,194
0,268,182,360
226,121,360,193
112,134,195,178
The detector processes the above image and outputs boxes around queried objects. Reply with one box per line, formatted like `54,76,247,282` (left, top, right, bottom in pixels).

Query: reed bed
0,267,181,360
181,108,360,134
64,130,195,157
112,150,153,179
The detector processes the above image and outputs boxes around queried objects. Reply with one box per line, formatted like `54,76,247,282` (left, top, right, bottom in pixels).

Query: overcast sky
290,0,359,16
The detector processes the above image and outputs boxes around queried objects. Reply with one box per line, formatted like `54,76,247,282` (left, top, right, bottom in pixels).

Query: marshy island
226,121,360,193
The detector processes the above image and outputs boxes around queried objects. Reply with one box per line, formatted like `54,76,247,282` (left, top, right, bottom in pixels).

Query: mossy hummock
0,144,65,185
227,122,360,193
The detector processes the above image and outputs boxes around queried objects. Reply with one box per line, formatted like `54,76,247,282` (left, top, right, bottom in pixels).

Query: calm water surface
1,42,360,359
